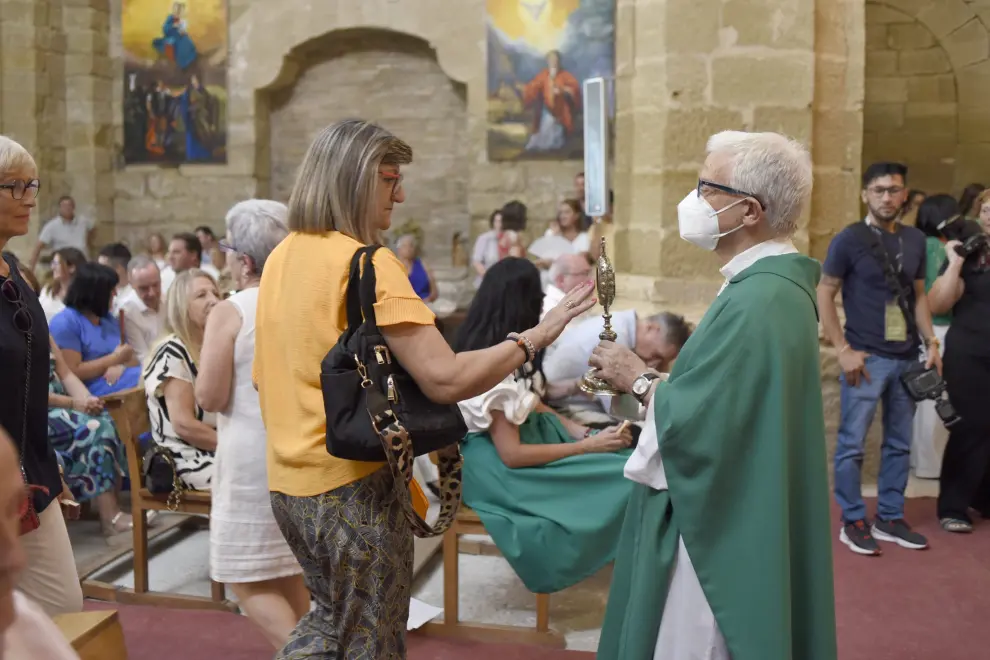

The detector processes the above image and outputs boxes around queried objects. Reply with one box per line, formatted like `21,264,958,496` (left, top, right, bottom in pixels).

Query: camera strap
847,222,918,343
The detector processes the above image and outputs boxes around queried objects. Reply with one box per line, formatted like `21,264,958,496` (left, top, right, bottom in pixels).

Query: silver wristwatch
631,372,660,403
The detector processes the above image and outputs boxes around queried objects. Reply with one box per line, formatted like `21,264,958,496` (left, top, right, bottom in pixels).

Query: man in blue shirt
818,162,942,556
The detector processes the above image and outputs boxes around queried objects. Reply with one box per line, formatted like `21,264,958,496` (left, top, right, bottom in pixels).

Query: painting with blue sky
486,0,615,161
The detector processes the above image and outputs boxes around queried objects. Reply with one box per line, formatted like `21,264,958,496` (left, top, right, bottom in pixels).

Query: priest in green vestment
590,131,837,660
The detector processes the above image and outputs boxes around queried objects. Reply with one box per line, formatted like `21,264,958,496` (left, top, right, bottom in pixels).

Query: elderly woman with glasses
195,200,307,649
0,135,83,617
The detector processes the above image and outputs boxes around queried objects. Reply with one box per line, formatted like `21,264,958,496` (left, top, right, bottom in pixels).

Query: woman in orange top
253,119,594,659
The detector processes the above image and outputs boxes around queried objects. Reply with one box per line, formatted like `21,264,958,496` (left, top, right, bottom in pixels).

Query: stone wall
1,0,67,251
863,0,990,198
267,30,470,262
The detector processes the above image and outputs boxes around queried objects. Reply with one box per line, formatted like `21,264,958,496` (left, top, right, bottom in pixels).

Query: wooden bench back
103,386,150,489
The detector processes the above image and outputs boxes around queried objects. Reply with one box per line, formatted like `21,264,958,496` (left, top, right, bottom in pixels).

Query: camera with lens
955,232,989,258
900,362,961,428
938,215,989,259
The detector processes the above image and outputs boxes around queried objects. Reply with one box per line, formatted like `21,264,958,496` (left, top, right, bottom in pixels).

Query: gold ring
564,300,575,309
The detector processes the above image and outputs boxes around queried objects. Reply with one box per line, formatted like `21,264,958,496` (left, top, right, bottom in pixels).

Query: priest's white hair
706,131,812,237
224,199,289,276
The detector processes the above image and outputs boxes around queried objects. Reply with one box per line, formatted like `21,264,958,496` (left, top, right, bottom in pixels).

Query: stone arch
227,0,479,263
227,0,478,191
265,28,470,263
863,0,990,194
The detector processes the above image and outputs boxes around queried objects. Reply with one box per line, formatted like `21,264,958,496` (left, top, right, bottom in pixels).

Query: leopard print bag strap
372,412,463,538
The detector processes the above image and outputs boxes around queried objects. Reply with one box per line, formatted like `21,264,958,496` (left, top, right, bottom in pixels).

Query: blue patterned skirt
48,408,127,502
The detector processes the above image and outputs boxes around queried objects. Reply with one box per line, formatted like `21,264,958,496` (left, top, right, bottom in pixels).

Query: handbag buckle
374,345,392,365
387,374,398,403
355,355,373,388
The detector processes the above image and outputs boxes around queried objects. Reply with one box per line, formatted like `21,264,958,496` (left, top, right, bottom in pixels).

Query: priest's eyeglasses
698,179,765,211
0,179,41,200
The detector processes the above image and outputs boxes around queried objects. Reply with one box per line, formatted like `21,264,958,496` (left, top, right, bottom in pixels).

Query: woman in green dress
453,258,634,594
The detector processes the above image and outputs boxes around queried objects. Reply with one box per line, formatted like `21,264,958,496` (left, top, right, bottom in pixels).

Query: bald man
542,253,592,321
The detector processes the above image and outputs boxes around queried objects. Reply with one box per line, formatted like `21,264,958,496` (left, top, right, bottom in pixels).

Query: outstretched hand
530,281,596,350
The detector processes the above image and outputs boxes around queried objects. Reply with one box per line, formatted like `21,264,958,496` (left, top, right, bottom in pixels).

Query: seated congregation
6,223,691,647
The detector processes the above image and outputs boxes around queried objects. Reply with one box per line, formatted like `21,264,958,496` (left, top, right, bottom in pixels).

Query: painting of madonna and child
121,0,228,165
486,0,615,161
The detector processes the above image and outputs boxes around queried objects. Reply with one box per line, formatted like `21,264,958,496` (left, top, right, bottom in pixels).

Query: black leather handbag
320,245,465,537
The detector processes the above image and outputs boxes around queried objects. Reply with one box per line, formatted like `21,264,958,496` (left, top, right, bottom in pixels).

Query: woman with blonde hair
143,269,220,489
254,118,593,657
196,200,307,648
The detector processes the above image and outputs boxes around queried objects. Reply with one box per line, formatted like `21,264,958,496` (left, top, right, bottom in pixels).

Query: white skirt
208,433,301,584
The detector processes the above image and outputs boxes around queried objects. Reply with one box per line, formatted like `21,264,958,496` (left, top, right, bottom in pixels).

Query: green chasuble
598,254,837,660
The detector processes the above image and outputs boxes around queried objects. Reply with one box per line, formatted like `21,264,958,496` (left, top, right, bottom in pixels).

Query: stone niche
230,0,583,266
863,0,990,195
266,29,470,266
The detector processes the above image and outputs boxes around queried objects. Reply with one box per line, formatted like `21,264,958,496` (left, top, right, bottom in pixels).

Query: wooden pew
53,609,127,660
82,386,233,611
421,506,565,648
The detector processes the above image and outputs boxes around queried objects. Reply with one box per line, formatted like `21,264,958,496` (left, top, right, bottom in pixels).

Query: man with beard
818,162,941,557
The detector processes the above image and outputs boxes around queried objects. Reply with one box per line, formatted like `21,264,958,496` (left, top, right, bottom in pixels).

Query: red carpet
833,497,990,660
83,600,592,659
84,498,989,659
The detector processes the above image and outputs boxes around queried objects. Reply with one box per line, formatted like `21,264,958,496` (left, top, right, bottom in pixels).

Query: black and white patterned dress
143,335,216,490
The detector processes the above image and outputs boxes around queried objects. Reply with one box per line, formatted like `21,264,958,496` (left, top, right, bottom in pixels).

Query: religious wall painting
122,0,228,165
486,0,615,161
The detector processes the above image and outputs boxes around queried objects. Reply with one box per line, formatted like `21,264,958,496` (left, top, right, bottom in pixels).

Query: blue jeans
834,355,916,523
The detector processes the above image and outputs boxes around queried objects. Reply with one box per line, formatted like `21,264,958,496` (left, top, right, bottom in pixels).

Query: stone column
0,0,69,254
811,0,865,262
610,0,830,309
61,0,114,247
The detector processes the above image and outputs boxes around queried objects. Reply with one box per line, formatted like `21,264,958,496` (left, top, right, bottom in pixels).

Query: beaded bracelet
506,332,536,363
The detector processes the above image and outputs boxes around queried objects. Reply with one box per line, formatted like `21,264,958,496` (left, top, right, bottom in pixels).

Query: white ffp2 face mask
677,190,747,251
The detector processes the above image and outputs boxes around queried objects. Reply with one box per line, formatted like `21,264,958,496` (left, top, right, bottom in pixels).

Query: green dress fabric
598,254,838,660
924,236,952,326
461,411,634,594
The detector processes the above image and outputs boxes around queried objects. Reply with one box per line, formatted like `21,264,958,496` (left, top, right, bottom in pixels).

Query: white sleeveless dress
209,287,302,583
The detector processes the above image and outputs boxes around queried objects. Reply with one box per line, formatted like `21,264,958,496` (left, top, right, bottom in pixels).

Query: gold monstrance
579,237,621,396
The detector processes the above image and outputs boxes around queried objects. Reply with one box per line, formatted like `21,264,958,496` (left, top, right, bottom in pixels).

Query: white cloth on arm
626,239,796,660
457,375,539,433
210,288,302,583
143,335,216,490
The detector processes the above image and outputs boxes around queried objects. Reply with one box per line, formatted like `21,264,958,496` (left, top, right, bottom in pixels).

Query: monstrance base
579,368,622,396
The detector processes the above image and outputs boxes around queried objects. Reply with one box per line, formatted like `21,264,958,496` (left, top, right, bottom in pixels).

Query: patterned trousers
271,467,413,659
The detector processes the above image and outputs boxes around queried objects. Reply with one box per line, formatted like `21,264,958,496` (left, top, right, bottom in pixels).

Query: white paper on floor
407,598,443,630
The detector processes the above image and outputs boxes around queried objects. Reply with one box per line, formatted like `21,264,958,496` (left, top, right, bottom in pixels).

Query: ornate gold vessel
579,237,621,396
